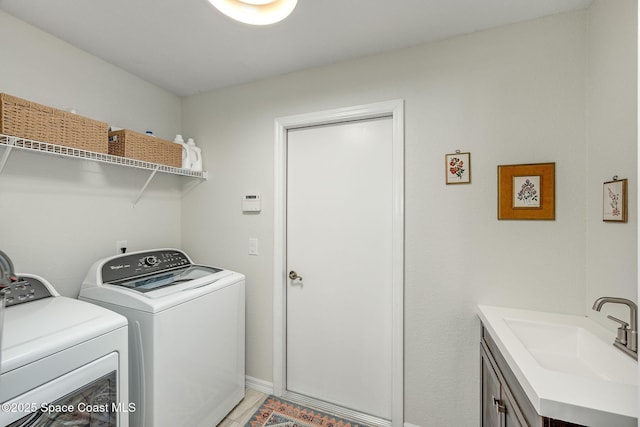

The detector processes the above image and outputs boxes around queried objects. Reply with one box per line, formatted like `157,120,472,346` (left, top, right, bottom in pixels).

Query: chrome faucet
592,297,638,360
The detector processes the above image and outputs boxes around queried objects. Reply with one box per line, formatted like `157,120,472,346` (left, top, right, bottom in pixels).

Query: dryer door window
8,371,117,426
0,353,121,426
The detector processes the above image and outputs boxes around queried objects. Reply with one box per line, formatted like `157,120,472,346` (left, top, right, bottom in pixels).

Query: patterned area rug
245,396,374,427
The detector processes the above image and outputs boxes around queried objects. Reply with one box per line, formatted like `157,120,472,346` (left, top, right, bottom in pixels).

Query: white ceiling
0,0,592,97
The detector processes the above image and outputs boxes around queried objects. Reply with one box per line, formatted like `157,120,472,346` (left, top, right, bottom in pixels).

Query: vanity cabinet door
482,342,527,427
502,387,525,427
481,347,504,427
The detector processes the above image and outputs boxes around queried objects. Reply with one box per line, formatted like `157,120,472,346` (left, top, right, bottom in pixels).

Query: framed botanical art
603,178,627,222
498,162,555,220
445,152,471,184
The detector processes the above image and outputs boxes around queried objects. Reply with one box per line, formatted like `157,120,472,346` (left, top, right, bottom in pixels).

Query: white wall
1,2,635,425
182,11,592,426
585,1,638,330
0,11,184,296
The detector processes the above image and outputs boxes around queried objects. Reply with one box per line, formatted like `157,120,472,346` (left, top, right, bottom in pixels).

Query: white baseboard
403,423,421,427
245,376,274,395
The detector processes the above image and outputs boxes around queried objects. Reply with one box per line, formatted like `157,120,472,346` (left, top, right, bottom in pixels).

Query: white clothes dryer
79,249,245,427
0,273,129,426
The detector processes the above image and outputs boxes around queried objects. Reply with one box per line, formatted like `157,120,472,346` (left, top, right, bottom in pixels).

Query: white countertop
478,305,638,427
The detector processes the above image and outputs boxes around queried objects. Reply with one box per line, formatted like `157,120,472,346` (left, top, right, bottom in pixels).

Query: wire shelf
0,134,208,179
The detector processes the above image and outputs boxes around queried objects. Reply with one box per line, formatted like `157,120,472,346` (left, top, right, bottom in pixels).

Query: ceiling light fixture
208,0,298,26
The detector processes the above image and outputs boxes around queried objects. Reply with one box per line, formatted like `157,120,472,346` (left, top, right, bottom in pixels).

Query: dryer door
1,353,120,426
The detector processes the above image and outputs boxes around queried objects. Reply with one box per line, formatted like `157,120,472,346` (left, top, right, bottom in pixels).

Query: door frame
273,99,404,427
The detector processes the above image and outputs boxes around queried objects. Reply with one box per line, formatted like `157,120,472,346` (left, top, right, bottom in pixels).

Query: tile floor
218,389,269,427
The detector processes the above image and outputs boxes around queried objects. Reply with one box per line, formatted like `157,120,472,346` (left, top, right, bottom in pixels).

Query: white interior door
286,117,393,420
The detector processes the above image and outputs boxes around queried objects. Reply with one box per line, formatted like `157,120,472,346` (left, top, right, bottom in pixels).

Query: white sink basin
505,318,637,385
478,305,638,427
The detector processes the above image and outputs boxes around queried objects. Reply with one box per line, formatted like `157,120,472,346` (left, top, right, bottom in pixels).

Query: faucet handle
608,315,629,328
608,315,629,345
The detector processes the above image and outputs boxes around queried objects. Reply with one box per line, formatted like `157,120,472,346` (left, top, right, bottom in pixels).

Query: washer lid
80,270,242,313
107,265,222,294
1,297,127,373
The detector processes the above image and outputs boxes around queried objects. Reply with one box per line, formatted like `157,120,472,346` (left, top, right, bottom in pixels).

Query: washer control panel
2,276,53,307
101,250,191,283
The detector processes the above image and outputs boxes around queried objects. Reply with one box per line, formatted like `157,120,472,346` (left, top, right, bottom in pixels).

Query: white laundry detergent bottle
187,138,202,171
174,134,191,169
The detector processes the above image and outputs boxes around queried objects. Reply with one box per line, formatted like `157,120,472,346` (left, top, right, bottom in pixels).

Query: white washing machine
79,249,245,427
0,273,129,426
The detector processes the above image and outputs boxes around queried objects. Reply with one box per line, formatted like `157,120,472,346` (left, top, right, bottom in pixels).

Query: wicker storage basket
0,93,108,153
59,109,108,153
108,130,182,167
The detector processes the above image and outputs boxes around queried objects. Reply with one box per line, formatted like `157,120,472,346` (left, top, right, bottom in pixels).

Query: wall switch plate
248,238,258,255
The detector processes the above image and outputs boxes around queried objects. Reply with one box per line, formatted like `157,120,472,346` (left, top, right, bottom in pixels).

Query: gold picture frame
498,162,555,220
445,152,471,184
603,178,628,222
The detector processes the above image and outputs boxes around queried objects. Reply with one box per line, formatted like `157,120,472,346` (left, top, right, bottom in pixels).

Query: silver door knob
289,271,303,281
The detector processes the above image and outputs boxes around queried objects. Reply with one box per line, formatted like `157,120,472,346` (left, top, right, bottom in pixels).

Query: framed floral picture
445,152,471,184
498,162,555,220
603,178,627,222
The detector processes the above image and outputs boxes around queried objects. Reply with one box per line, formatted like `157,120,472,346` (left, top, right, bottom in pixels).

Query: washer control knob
143,256,159,267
